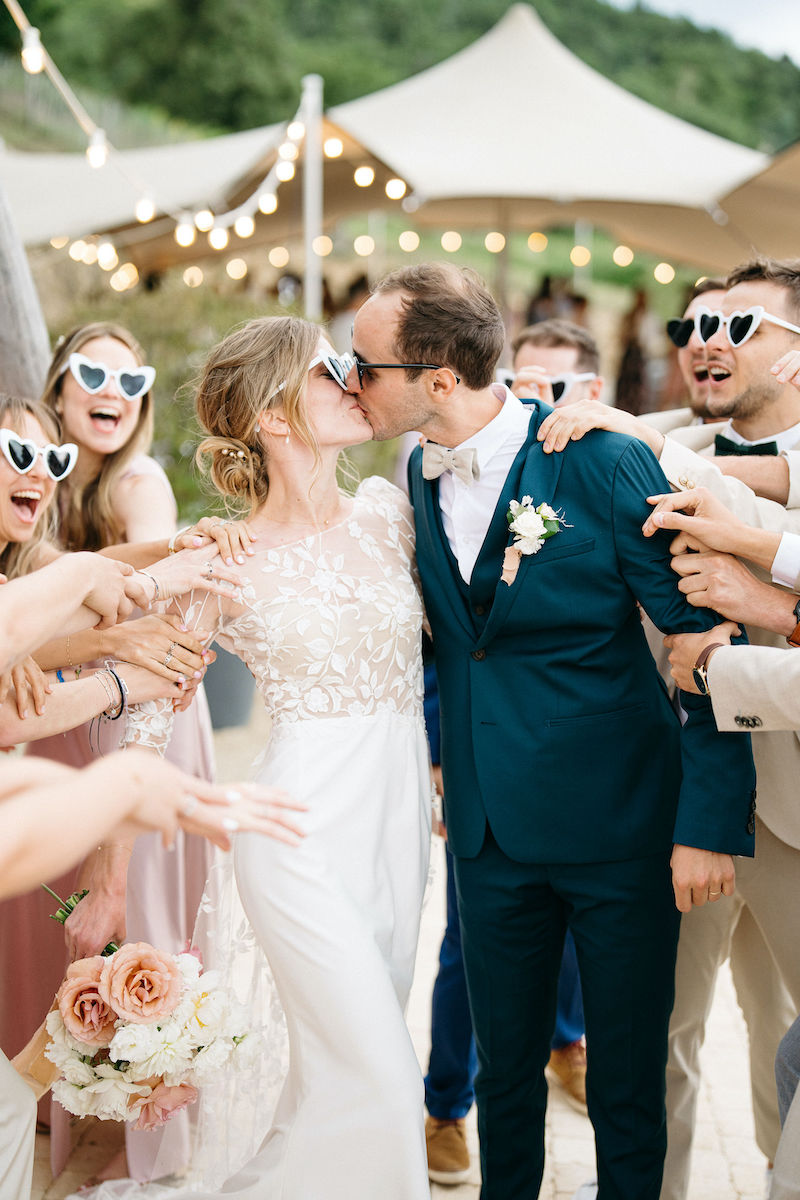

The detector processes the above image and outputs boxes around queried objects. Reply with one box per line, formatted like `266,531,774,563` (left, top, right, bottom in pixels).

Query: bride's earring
285,433,290,445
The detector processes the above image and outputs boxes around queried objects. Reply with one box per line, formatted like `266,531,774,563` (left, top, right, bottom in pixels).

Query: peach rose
133,1081,198,1131
56,956,116,1048
99,942,182,1024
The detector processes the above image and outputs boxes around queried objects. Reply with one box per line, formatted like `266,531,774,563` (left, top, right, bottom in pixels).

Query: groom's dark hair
373,262,505,390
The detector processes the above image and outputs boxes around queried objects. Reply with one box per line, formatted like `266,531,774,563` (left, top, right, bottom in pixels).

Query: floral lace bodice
124,477,424,753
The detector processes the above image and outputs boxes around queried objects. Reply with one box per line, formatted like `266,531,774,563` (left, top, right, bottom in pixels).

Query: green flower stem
41,885,119,956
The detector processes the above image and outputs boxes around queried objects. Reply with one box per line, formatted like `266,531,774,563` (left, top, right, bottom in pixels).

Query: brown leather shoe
425,1115,471,1185
545,1039,588,1114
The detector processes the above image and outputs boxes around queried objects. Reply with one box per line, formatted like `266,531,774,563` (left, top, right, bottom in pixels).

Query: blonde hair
195,316,323,515
0,394,60,580
41,322,155,551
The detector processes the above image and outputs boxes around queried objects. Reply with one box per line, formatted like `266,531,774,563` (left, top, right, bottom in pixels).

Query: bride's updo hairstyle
196,316,323,514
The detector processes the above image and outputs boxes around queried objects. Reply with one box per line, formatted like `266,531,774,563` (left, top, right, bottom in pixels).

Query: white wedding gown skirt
228,709,431,1199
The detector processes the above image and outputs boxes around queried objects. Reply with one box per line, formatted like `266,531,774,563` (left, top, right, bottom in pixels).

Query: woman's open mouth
10,489,42,523
90,407,121,432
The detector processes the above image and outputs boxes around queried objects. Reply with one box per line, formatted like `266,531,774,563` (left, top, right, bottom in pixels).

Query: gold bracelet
66,635,82,679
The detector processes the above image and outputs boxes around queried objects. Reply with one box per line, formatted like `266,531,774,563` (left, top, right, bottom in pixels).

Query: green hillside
1,0,799,152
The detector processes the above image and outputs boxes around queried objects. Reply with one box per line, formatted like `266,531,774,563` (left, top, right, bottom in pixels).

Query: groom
349,263,756,1200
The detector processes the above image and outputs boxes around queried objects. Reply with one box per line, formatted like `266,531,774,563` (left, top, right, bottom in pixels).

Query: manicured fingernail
193,536,202,545
236,555,245,564
202,650,211,660
225,788,242,803
180,624,188,632
193,670,202,679
226,557,234,566
222,817,239,832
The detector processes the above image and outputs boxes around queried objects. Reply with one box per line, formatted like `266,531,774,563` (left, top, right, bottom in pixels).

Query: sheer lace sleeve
121,587,240,756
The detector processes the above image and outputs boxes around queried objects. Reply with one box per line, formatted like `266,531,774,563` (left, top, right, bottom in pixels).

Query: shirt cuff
783,450,800,509
770,530,800,587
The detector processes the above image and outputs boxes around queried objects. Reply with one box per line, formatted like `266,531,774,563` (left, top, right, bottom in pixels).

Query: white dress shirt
438,386,532,583
716,420,800,588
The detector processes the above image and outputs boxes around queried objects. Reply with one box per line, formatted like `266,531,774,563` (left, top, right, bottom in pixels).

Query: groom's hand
670,844,736,913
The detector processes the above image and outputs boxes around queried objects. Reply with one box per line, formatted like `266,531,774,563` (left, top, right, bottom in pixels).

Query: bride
71,316,432,1199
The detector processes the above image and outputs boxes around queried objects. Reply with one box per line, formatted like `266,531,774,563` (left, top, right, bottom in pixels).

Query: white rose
510,510,546,541
537,503,558,520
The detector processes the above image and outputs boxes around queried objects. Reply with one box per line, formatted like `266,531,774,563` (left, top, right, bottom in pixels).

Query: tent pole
302,74,323,321
494,200,510,328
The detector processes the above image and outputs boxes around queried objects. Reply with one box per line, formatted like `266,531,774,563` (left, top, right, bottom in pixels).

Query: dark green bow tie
714,433,778,456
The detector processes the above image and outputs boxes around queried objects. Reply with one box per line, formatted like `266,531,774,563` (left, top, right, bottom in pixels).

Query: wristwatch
692,642,725,696
786,597,800,647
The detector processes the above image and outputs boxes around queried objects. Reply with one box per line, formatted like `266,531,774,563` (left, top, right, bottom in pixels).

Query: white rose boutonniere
501,496,570,585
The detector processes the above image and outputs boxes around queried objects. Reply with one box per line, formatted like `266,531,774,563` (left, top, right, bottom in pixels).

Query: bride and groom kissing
76,261,755,1200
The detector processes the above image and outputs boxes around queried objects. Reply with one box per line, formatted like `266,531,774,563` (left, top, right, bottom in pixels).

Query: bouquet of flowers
44,939,256,1129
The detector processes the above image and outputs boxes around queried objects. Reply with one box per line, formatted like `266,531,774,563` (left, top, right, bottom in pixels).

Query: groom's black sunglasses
349,353,460,390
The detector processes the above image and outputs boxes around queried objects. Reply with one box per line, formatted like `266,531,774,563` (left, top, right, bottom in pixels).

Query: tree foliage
2,0,800,150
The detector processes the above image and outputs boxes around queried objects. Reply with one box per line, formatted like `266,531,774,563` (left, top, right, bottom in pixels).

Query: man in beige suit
655,496,800,1200
536,256,800,1199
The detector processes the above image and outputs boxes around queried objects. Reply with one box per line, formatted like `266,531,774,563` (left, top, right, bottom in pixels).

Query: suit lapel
413,459,476,640
475,427,567,648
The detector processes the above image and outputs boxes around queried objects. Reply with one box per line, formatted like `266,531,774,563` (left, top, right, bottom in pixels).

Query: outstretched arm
609,440,756,910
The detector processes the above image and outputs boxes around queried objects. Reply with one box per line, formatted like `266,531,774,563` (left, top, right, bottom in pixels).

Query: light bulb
86,129,108,169
135,196,156,223
21,27,44,74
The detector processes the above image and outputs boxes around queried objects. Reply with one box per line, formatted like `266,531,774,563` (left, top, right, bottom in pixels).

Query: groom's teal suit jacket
409,404,757,866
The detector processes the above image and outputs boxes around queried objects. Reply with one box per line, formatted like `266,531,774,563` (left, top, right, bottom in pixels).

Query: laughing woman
0,324,230,1187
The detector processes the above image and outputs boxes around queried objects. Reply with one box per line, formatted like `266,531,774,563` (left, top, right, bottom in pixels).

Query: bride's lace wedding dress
71,477,432,1200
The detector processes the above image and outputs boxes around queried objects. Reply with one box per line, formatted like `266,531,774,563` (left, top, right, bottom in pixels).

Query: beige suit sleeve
708,644,800,731
658,426,800,534
782,449,800,509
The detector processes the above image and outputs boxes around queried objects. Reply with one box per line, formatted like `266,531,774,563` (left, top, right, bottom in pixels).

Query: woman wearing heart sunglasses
0,322,247,1189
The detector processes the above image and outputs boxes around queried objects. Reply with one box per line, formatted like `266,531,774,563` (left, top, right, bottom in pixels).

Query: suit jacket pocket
534,536,595,565
547,701,649,728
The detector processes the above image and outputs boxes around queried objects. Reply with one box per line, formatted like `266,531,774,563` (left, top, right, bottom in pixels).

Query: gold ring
709,889,722,896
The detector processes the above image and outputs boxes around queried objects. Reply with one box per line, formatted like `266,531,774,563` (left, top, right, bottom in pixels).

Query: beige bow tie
421,442,480,486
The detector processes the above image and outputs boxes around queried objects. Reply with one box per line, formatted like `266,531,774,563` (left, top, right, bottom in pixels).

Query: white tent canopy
0,4,777,272
1,123,283,244
331,4,764,209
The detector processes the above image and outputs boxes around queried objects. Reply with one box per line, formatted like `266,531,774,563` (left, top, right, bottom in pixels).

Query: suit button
474,604,486,616
471,649,486,661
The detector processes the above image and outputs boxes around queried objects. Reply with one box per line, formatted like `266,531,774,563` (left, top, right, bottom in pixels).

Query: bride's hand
173,517,256,566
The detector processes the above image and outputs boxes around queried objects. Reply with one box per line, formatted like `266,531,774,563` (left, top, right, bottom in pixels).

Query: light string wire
2,0,303,254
